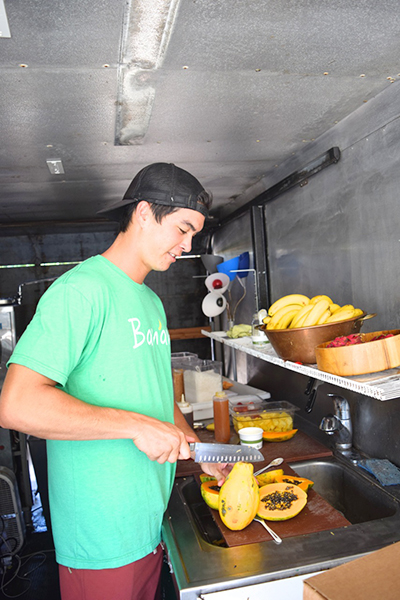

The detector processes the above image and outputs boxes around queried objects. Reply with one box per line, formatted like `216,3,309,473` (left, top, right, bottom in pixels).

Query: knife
189,442,263,463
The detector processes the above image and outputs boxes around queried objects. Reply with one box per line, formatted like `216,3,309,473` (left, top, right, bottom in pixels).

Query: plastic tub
231,400,298,433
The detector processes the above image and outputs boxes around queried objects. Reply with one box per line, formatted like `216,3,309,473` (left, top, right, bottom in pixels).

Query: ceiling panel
0,0,399,226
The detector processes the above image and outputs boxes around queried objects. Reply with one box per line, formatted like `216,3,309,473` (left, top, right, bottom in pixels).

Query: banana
329,303,341,314
317,309,331,325
268,294,310,317
353,308,364,317
276,309,300,330
262,315,272,325
266,304,304,329
302,299,331,327
289,303,314,328
325,309,355,323
310,295,333,305
334,304,354,314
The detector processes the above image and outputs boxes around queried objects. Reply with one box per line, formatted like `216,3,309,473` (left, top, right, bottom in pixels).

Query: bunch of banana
262,294,364,330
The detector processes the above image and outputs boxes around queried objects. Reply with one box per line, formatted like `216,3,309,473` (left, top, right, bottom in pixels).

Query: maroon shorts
59,544,163,600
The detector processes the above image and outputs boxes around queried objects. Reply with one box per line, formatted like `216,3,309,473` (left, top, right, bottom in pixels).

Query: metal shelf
202,330,400,401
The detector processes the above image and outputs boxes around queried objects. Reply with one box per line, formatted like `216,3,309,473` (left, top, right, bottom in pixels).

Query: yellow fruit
310,295,333,305
325,309,355,323
329,303,341,313
289,304,314,328
256,469,284,486
275,309,301,330
219,462,259,531
336,304,354,313
317,309,331,325
353,308,364,317
268,294,309,317
206,423,215,431
302,299,331,327
262,315,271,324
266,304,304,330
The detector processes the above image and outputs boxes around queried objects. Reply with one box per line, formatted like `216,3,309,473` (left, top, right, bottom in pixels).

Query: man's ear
135,201,152,227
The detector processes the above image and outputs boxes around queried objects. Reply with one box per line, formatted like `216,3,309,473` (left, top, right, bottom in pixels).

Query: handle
255,518,282,544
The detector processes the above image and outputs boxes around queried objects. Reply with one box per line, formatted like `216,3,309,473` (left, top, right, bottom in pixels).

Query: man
0,163,230,600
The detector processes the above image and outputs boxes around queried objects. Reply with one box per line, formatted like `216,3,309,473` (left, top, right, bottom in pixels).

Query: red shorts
59,545,163,600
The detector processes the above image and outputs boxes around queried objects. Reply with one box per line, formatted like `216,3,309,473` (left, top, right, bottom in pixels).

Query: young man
0,163,230,600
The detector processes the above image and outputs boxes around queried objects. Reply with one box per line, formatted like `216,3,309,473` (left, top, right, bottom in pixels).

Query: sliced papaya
257,482,307,521
256,468,284,486
275,474,314,492
262,428,298,442
199,473,217,483
200,480,221,510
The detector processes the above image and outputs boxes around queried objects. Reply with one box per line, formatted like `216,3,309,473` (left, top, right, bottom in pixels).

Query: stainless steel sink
163,454,400,599
289,456,397,524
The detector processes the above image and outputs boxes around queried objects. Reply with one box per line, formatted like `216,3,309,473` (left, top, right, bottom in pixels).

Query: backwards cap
99,162,211,219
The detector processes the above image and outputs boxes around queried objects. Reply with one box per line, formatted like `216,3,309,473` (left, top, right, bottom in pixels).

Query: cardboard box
303,542,400,600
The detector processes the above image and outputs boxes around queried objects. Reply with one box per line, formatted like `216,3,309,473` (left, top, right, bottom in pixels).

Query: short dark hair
117,189,212,232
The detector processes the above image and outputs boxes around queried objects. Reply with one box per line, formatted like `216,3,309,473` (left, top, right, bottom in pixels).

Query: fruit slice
256,468,284,486
262,429,298,442
200,480,221,509
257,483,307,521
199,473,217,483
275,474,314,492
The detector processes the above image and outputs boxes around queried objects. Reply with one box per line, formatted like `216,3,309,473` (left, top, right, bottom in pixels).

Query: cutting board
176,429,332,478
194,463,351,546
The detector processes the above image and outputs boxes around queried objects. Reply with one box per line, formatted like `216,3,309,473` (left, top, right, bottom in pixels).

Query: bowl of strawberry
315,330,400,376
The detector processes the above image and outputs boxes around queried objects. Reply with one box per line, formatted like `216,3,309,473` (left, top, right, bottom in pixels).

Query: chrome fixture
320,393,352,451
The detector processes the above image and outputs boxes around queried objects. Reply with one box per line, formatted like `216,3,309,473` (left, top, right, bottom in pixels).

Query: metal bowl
261,313,376,364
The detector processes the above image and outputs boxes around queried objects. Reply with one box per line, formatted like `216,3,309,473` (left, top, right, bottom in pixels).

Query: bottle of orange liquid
213,391,231,443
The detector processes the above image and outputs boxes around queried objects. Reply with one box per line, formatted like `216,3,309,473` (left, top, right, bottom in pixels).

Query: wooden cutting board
194,463,351,546
176,429,332,478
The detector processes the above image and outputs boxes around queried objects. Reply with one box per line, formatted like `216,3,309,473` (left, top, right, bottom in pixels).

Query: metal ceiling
0,0,399,226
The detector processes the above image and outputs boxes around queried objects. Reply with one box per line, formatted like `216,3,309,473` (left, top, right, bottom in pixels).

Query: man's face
142,206,205,273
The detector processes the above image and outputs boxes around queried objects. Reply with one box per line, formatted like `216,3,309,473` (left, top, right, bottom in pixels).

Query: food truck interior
1,0,400,598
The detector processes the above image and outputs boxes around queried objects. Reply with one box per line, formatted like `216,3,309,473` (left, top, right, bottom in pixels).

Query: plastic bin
230,400,298,433
183,360,223,404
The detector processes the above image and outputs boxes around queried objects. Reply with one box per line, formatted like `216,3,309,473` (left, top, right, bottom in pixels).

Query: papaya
257,482,307,521
275,474,314,492
218,462,260,531
256,468,284,486
199,473,217,483
262,428,298,442
200,480,221,510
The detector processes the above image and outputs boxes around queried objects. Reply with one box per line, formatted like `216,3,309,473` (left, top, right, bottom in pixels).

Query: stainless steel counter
162,451,400,599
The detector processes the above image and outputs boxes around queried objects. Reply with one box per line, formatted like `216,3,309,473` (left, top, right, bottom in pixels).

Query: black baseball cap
99,162,212,219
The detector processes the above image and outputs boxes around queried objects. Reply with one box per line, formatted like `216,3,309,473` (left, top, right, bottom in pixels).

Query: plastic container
213,391,231,443
251,313,269,346
176,395,194,429
183,360,223,404
230,400,298,434
238,426,263,449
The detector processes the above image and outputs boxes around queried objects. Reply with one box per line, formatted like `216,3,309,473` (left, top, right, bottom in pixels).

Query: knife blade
189,442,263,463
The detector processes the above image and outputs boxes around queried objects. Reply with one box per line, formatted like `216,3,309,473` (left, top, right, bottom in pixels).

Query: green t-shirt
9,255,176,569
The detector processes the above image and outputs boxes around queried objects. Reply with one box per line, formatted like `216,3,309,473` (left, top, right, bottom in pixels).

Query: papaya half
200,480,221,510
219,462,260,530
262,428,298,442
256,468,284,486
257,482,307,521
275,474,314,492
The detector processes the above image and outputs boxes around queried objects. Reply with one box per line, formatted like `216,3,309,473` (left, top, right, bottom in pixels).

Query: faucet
319,394,353,451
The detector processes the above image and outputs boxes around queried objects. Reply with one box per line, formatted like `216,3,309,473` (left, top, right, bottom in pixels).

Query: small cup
238,427,263,450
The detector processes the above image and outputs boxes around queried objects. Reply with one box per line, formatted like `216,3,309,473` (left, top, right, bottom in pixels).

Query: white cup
238,427,263,450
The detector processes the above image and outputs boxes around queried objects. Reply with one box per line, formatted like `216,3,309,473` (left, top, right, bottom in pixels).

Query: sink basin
164,458,400,598
289,456,397,524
